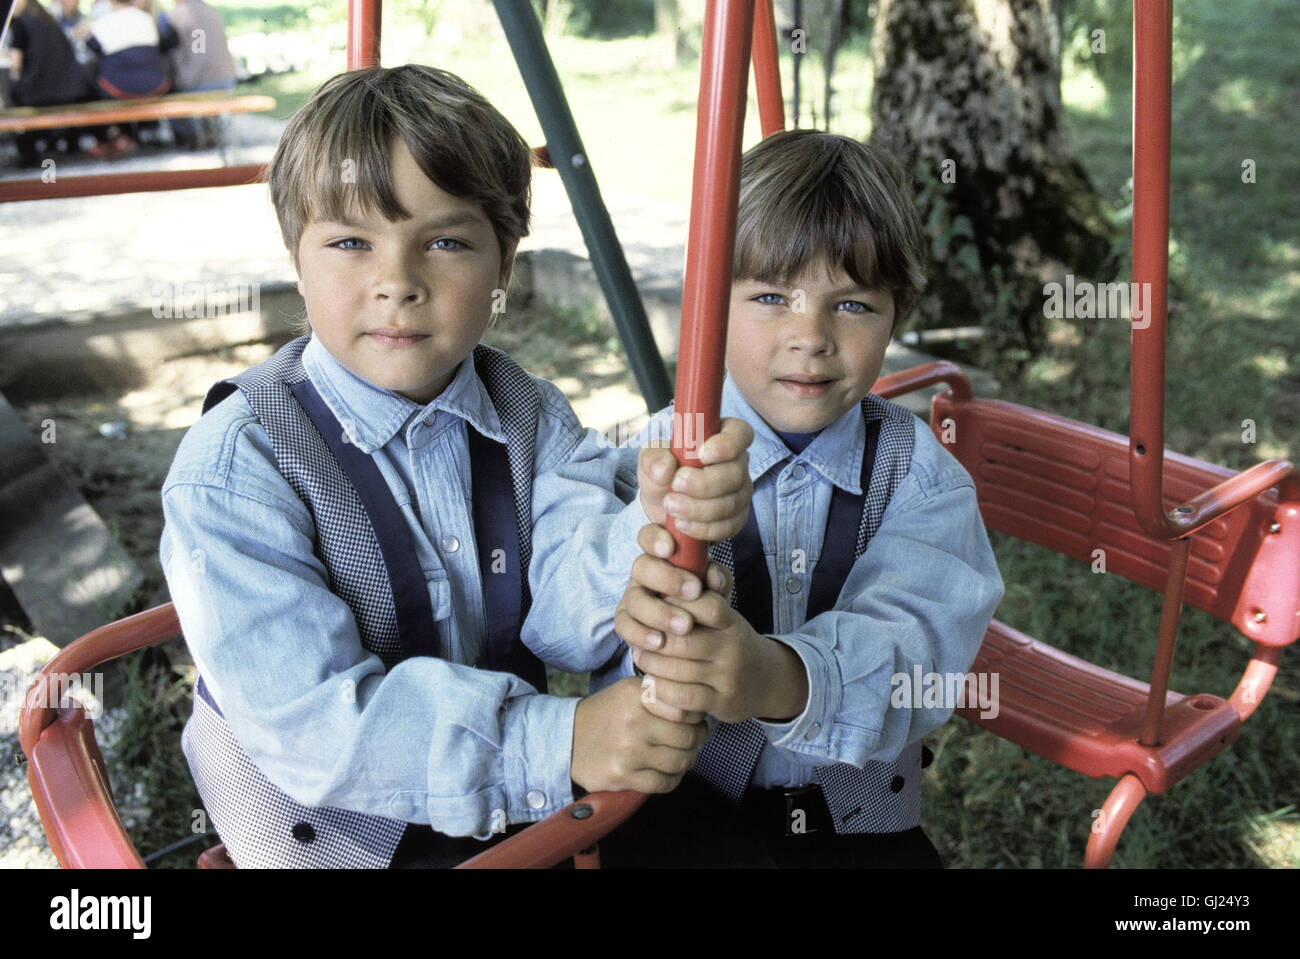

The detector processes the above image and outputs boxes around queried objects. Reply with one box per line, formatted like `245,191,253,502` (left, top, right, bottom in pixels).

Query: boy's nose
786,308,835,354
373,251,428,305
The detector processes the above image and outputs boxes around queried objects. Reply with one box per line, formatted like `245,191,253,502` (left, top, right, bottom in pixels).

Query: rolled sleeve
753,631,839,749
757,471,1003,768
499,692,579,823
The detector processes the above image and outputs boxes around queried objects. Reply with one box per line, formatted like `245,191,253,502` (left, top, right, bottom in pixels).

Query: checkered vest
694,393,926,833
184,337,541,867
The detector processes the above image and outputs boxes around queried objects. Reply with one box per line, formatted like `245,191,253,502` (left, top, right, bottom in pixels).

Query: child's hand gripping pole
667,0,754,579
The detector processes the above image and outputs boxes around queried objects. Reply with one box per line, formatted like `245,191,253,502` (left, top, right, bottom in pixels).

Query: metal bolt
571,153,586,168
570,804,593,820
1253,610,1267,624
1268,522,1281,534
1176,505,1193,514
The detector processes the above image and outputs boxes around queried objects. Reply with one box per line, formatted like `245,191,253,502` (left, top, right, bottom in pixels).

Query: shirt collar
720,374,867,494
301,337,505,453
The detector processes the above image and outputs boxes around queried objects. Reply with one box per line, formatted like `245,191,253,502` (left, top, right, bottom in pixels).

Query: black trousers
388,821,575,869
596,775,943,869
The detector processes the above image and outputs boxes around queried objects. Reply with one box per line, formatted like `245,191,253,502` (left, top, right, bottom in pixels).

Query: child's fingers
616,582,697,645
641,744,702,779
637,585,732,631
698,417,755,466
636,671,714,715
666,461,748,501
632,644,712,686
706,562,733,596
625,769,686,795
635,523,677,560
630,550,702,601
642,706,710,749
639,689,706,725
637,446,677,490
663,489,749,530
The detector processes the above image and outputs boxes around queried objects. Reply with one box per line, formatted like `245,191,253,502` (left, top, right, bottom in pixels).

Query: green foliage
106,654,205,869
910,166,1031,375
533,0,655,39
1059,0,1133,88
220,4,313,37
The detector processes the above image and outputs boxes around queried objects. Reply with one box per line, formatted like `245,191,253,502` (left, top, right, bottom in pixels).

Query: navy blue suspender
730,419,881,634
198,380,545,715
290,380,440,659
465,426,544,688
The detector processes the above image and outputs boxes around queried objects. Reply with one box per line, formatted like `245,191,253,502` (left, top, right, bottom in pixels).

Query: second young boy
603,130,1005,867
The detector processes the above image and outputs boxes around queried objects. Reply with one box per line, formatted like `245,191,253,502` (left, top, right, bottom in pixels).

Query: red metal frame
1129,1,1300,537
669,0,754,578
751,0,785,138
0,166,266,202
347,0,382,70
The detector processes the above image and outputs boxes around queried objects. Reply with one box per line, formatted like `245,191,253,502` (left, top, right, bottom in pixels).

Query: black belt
738,784,835,839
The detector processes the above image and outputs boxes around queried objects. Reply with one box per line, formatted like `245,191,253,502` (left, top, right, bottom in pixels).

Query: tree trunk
870,0,1115,371
654,0,692,68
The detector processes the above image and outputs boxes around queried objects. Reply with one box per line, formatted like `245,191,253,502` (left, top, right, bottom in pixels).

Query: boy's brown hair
268,65,533,271
733,130,926,324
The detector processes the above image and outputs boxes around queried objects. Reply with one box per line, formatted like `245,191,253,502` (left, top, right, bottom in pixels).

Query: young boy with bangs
601,130,1004,867
160,65,752,869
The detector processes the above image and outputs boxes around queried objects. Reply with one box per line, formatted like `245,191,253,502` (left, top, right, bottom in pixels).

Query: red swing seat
873,360,1300,867
19,602,643,869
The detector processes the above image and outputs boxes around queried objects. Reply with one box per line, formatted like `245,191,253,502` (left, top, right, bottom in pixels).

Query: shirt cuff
753,632,840,755
500,692,579,826
610,492,654,566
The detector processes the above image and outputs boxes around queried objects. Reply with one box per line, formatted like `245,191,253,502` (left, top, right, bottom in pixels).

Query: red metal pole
348,0,382,70
670,0,755,577
1139,536,1190,745
1129,0,1174,538
0,165,266,202
752,0,786,137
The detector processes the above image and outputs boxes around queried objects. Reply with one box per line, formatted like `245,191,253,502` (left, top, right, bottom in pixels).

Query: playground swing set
13,0,1299,869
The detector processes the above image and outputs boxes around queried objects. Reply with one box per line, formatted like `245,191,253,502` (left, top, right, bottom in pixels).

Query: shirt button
804,723,820,741
441,535,460,554
790,464,807,481
526,790,547,810
785,576,802,594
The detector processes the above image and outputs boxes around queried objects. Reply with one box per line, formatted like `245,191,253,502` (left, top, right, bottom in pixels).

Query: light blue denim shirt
602,375,1003,787
161,336,648,839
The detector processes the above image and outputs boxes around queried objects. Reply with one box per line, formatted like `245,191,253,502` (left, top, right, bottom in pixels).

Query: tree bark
870,0,1115,369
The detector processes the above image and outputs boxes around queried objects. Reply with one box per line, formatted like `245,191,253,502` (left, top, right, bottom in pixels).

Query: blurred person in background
6,0,95,165
159,0,235,148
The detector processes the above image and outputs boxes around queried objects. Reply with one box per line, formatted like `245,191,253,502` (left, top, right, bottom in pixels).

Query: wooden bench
0,90,276,162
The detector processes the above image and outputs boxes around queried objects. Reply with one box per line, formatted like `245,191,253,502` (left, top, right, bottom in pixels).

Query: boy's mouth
366,328,430,348
777,374,836,398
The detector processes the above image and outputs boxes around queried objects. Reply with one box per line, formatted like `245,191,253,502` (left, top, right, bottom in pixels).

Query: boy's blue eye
331,237,367,251
838,300,869,314
755,293,786,305
430,238,466,251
